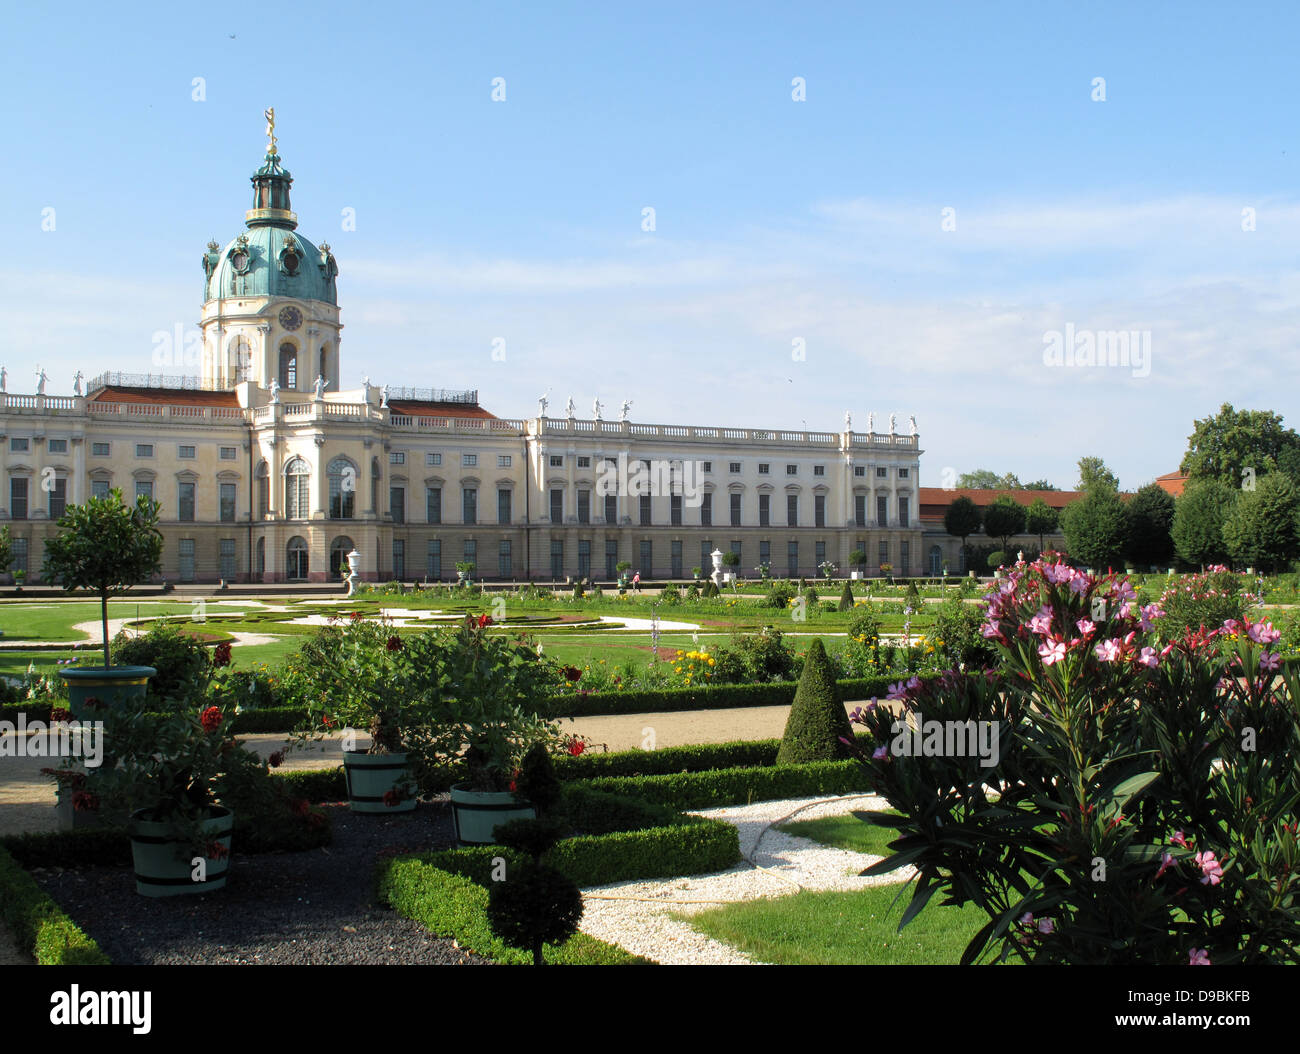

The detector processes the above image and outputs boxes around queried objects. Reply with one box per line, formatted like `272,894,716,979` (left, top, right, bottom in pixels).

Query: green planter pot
129,807,233,897
59,666,156,723
342,750,416,813
449,783,536,845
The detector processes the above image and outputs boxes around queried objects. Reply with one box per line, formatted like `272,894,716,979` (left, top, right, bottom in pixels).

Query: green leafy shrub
777,638,853,764
929,596,999,669
838,581,854,612
764,582,794,609
0,845,109,965
1155,567,1252,642
111,621,212,705
579,760,872,810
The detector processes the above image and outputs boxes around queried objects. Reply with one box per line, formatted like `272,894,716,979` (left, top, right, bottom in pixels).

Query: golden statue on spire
264,107,277,154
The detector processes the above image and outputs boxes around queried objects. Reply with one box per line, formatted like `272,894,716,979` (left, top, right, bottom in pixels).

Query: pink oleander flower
1139,603,1164,631
1248,620,1281,645
906,675,920,691
886,680,909,700
1138,646,1159,668
1155,852,1174,879
1068,573,1089,595
1036,918,1055,935
1111,580,1137,602
871,745,888,760
1189,948,1211,966
1095,638,1122,662
1028,605,1054,636
1221,618,1241,636
1039,639,1067,665
1171,830,1191,849
1043,563,1073,585
1019,912,1035,927
1195,850,1224,885
1260,651,1281,672
1075,618,1096,636
981,620,1002,639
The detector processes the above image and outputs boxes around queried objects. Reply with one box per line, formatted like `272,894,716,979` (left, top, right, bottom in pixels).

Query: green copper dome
202,148,339,305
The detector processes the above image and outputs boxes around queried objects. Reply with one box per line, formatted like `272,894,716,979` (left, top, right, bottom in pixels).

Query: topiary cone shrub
776,638,853,764
487,808,583,965
838,580,854,612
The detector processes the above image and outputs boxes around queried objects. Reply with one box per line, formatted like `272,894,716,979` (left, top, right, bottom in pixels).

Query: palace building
1,123,925,584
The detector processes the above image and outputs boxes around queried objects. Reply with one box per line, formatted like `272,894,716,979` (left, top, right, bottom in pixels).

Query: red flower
200,706,223,732
206,840,229,860
49,707,73,723
477,614,493,629
212,642,233,667
568,739,586,756
72,791,99,813
322,714,336,729
268,750,285,768
382,789,402,807
386,635,403,652
349,611,363,622
563,666,582,682
508,780,517,793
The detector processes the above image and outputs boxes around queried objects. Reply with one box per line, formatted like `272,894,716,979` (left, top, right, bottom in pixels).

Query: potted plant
849,549,867,580
455,561,476,585
53,693,241,896
615,560,632,588
818,560,837,580
878,561,894,583
755,562,772,581
420,615,561,844
721,550,740,584
40,491,162,722
691,566,703,583
12,569,25,592
292,616,420,813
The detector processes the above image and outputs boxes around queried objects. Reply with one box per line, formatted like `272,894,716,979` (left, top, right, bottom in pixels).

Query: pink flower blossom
981,620,1002,639
886,680,909,700
1170,830,1191,849
1260,651,1281,672
1044,563,1073,585
1028,605,1054,636
1039,639,1067,665
1189,948,1211,966
1036,918,1055,935
1155,852,1174,879
871,745,889,760
1095,638,1122,662
1075,618,1096,636
1195,850,1224,885
1138,647,1159,668
1111,580,1137,602
1248,620,1281,645
1068,573,1090,595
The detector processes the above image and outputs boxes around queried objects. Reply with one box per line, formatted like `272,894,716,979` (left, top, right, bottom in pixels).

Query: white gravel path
578,793,913,965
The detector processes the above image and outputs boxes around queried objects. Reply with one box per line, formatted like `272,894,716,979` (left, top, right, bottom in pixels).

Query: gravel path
28,801,490,966
577,794,911,965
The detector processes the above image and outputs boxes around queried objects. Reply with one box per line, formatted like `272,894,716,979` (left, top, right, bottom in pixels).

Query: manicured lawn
683,885,990,965
778,812,901,857
0,600,259,642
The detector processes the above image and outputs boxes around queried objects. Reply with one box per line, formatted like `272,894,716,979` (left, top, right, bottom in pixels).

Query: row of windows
7,477,239,522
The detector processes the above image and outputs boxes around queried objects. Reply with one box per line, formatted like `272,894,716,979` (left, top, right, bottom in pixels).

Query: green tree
1222,473,1300,573
1076,456,1119,494
1061,490,1128,569
1180,403,1300,488
1123,483,1176,569
1021,479,1060,491
957,469,1024,489
41,490,165,666
943,496,983,572
776,638,852,763
0,525,10,578
838,580,854,612
1171,478,1235,569
982,496,1027,553
1024,498,1060,551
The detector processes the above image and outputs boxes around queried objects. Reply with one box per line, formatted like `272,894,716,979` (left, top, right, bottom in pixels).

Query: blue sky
4,1,1300,490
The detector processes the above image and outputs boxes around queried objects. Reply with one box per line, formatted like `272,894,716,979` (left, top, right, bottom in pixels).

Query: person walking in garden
632,571,641,592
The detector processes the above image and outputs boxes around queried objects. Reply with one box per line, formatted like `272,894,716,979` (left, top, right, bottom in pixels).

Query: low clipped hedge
577,760,872,810
0,844,109,964
376,860,649,965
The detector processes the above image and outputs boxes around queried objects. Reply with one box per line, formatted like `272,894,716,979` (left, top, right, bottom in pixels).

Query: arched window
255,460,270,518
330,536,355,579
231,337,252,383
279,343,298,390
284,456,311,519
327,457,356,518
929,545,944,576
286,536,308,581
318,347,328,387
255,536,266,576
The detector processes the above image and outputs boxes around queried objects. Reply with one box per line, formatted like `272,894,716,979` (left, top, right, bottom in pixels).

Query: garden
1,490,1299,966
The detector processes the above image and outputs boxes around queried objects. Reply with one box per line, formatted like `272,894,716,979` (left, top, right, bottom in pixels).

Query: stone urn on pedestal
710,548,724,588
345,549,362,596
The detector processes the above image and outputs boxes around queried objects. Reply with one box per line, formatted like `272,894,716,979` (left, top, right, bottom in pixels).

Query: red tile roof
388,400,496,420
1154,471,1187,497
918,487,1082,515
89,386,240,407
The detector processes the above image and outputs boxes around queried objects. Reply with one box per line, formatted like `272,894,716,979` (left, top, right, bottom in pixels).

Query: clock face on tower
278,305,303,331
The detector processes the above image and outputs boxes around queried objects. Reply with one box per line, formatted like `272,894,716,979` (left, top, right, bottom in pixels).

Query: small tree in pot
42,490,164,668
